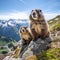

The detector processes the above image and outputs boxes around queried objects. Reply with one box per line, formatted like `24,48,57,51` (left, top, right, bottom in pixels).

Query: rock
3,56,21,60
51,39,60,48
3,37,51,60
21,37,52,60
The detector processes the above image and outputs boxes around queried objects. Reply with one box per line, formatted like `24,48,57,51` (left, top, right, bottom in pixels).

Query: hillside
48,15,60,32
0,36,16,46
0,36,17,54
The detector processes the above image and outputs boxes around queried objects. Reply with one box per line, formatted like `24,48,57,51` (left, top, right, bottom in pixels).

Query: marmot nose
33,13,35,15
41,29,45,31
33,13,36,17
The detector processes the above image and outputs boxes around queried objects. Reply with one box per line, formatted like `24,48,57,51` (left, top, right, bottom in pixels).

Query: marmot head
20,26,27,34
20,26,33,43
29,9,45,21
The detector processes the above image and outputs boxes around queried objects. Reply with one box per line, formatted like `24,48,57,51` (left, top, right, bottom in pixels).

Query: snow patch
8,22,15,27
2,22,7,27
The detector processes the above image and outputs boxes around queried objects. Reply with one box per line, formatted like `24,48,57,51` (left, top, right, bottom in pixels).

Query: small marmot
20,26,34,44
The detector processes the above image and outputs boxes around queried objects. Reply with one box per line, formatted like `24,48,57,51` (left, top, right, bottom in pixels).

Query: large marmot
29,9,50,39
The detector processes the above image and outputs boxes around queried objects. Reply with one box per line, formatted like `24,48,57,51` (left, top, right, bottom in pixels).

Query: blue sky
0,0,60,20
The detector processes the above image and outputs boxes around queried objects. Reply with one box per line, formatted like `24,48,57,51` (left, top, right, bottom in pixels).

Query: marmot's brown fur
29,9,50,39
20,26,34,43
10,27,34,58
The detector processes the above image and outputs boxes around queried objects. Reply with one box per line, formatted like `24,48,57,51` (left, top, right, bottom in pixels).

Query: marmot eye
39,10,42,12
33,12,36,16
39,10,42,15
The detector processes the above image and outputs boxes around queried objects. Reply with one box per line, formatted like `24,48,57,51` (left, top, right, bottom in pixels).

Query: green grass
46,48,60,60
48,15,60,32
37,48,60,60
0,36,17,54
0,40,7,46
50,24,60,31
0,48,8,54
48,19,60,25
48,15,60,25
0,36,17,46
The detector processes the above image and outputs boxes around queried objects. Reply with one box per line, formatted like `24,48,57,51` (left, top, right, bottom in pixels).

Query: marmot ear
32,10,33,12
35,9,38,11
39,10,42,12
24,26,27,29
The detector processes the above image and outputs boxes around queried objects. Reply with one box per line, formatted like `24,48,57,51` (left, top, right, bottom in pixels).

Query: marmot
20,26,34,44
10,26,34,58
29,9,50,39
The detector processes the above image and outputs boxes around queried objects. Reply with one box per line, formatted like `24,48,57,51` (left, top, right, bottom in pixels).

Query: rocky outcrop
3,37,51,60
21,37,51,60
3,56,21,60
50,31,60,48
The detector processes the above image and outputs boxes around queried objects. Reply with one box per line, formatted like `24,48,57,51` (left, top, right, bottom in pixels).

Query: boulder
21,37,51,60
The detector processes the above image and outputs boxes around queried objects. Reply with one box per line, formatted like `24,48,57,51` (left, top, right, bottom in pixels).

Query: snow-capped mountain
0,19,29,41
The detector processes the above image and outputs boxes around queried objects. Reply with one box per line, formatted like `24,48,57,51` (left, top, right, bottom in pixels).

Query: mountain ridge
48,15,60,31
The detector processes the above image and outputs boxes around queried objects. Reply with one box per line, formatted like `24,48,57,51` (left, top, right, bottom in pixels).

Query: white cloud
44,12,60,21
0,10,60,21
0,11,29,20
15,20,29,23
8,22,15,27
